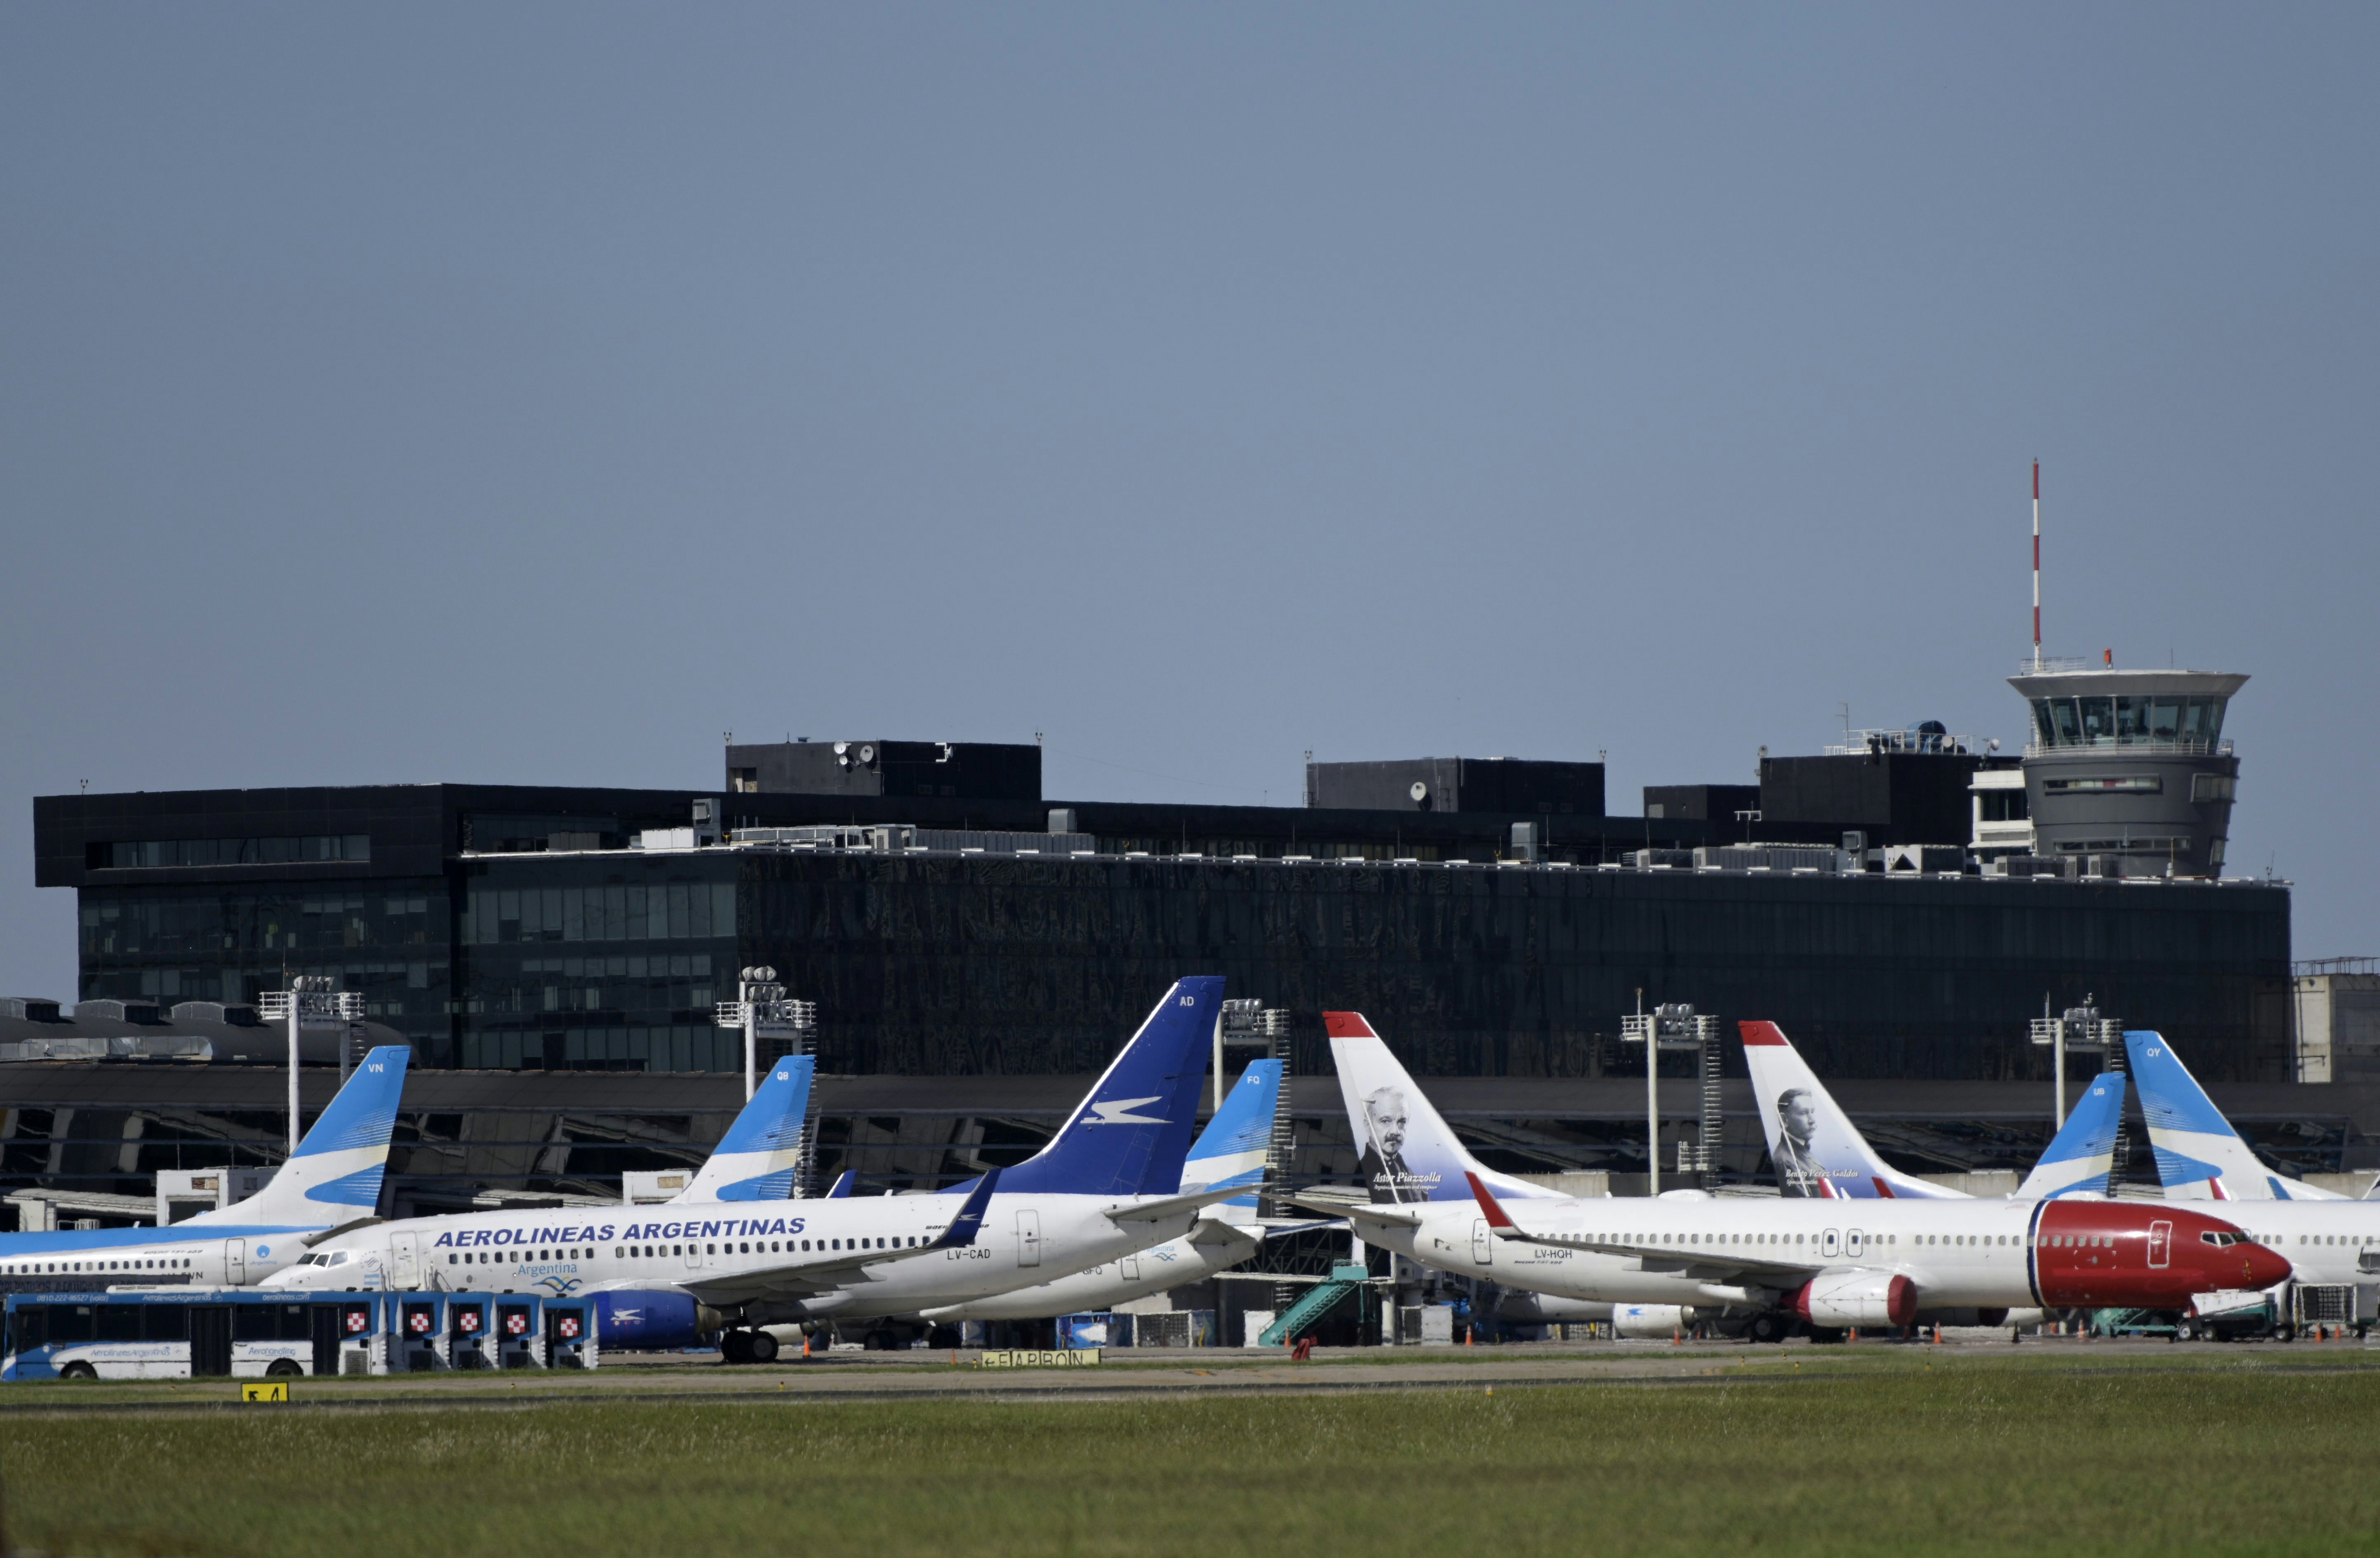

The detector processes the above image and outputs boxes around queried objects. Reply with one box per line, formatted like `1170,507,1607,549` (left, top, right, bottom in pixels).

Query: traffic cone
1932,1324,1942,1345
1671,1329,1682,1346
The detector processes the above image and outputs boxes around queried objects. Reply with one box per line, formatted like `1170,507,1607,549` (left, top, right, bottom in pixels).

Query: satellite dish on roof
1409,781,1429,802
857,744,876,764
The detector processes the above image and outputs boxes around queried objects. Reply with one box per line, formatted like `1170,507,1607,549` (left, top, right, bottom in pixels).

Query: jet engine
1793,1271,1915,1329
1612,1304,1689,1339
593,1291,723,1351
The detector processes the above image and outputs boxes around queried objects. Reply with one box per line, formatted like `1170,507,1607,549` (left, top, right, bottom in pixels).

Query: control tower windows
2028,695,2227,749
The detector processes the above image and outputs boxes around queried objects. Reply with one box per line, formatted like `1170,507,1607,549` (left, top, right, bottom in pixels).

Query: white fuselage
2169,1201,2377,1286
0,1228,315,1289
260,1191,1205,1321
1371,1193,2257,1313
921,1219,1259,1322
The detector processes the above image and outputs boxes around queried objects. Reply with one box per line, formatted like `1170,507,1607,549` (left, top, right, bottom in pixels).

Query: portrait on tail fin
1355,1082,1429,1204
1770,1086,1828,1198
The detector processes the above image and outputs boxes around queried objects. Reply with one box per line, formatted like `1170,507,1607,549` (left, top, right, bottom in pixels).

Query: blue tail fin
1183,1059,1281,1221
981,977,1220,1197
2127,1030,2346,1200
187,1046,412,1226
675,1056,816,1202
825,1170,857,1198
2014,1071,2125,1199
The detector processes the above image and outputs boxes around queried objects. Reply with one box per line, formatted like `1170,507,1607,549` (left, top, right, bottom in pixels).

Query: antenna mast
2031,459,2041,671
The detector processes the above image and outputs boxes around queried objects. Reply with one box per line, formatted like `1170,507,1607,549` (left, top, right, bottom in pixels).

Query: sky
3,4,2375,999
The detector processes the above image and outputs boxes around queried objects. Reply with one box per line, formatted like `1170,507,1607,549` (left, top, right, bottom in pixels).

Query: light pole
1620,998,1721,1195
2030,996,2119,1127
256,976,365,1155
714,966,815,1100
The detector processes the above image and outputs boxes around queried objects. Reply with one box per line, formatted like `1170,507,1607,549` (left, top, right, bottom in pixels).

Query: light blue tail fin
2127,1030,2344,1200
1183,1059,1282,1224
187,1046,412,1226
675,1056,816,1202
970,978,1220,1197
2014,1071,2126,1199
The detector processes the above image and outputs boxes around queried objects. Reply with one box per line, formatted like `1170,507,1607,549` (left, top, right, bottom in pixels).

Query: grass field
6,1356,2378,1556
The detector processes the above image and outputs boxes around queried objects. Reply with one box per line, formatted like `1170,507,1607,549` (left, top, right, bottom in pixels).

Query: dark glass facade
36,781,2295,1082
455,857,738,1071
76,878,452,1043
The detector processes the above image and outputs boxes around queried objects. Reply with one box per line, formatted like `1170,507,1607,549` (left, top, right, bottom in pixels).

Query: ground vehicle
1,1287,595,1379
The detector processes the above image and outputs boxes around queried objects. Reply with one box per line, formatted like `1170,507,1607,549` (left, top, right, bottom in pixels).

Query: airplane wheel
1747,1313,1787,1344
266,1358,304,1377
747,1330,779,1363
720,1331,753,1365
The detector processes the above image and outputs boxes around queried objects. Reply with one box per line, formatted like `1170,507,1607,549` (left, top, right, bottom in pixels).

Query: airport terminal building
11,669,2343,1219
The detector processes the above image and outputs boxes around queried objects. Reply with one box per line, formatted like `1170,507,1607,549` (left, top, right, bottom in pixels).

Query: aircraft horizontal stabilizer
1103,1183,1256,1225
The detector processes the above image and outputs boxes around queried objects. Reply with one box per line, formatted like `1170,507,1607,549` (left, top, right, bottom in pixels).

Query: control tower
2007,658,2246,876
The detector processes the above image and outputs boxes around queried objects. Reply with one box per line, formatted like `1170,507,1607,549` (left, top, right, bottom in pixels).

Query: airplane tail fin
1739,1022,1960,1199
2126,1030,2343,1200
1326,1014,1544,1203
673,1056,816,1202
980,977,1219,1197
2013,1071,2126,1199
1181,1059,1282,1225
187,1047,411,1225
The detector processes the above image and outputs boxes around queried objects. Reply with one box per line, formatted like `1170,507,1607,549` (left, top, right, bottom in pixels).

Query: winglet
1465,1171,1518,1231
929,1168,1001,1250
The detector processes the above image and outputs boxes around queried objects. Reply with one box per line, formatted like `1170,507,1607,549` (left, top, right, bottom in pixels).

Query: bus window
48,1306,96,1345
275,1305,312,1341
231,1306,280,1343
143,1306,191,1342
97,1305,143,1342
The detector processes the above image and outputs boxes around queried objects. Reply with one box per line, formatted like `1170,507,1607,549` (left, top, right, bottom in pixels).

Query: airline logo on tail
1183,1060,1282,1220
186,1045,413,1225
1089,1097,1169,1126
1740,1022,1960,1200
2127,1031,2343,1201
676,1056,817,1203
1326,1013,1546,1204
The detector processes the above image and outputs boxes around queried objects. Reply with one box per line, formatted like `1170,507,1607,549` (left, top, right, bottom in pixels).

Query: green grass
7,1362,2379,1556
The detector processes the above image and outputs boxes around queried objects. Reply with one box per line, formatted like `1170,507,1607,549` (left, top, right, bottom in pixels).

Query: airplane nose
2243,1240,2293,1289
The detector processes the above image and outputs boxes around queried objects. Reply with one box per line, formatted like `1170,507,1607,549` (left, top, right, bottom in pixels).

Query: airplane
0,1046,412,1290
276,1053,821,1294
2118,1029,2380,1310
1742,1020,2128,1201
1307,1012,2288,1341
919,1057,1296,1323
267,978,1249,1362
2126,1030,2346,1202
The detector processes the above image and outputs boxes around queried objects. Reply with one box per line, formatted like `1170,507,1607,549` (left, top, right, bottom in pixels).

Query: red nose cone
2243,1239,2293,1290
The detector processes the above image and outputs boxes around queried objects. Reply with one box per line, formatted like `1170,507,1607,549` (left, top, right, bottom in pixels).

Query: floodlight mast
1620,997,1720,1194
257,976,364,1153
714,967,814,1100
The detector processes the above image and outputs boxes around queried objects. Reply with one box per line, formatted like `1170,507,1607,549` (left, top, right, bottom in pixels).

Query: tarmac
4,1330,2375,1414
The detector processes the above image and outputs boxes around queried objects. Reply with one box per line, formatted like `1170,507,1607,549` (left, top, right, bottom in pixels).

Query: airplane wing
1463,1173,1826,1282
1103,1184,1267,1224
1288,1194,1425,1233
681,1170,1001,1305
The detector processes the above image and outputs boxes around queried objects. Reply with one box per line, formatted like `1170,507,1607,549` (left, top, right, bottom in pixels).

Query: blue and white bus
2,1287,595,1380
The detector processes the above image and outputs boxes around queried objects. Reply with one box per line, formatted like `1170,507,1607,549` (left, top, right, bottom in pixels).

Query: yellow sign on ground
240,1381,291,1403
977,1349,1101,1368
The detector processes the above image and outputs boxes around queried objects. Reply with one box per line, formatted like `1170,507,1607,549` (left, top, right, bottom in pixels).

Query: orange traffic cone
1671,1329,1682,1346
1932,1324,1942,1345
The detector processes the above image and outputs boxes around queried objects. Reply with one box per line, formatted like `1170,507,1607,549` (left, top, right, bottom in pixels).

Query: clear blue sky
4,5,2374,999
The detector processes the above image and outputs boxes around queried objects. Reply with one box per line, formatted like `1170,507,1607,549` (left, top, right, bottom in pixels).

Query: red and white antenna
2030,459,2041,670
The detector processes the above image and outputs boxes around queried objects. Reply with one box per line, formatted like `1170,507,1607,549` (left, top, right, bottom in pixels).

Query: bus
2,1288,595,1380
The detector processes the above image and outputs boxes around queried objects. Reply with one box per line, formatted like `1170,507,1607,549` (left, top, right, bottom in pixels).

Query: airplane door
1472,1219,1493,1266
390,1233,420,1290
1821,1228,1841,1258
1122,1251,1141,1281
2148,1220,2172,1269
1016,1210,1042,1268
1846,1229,1865,1259
222,1239,246,1285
